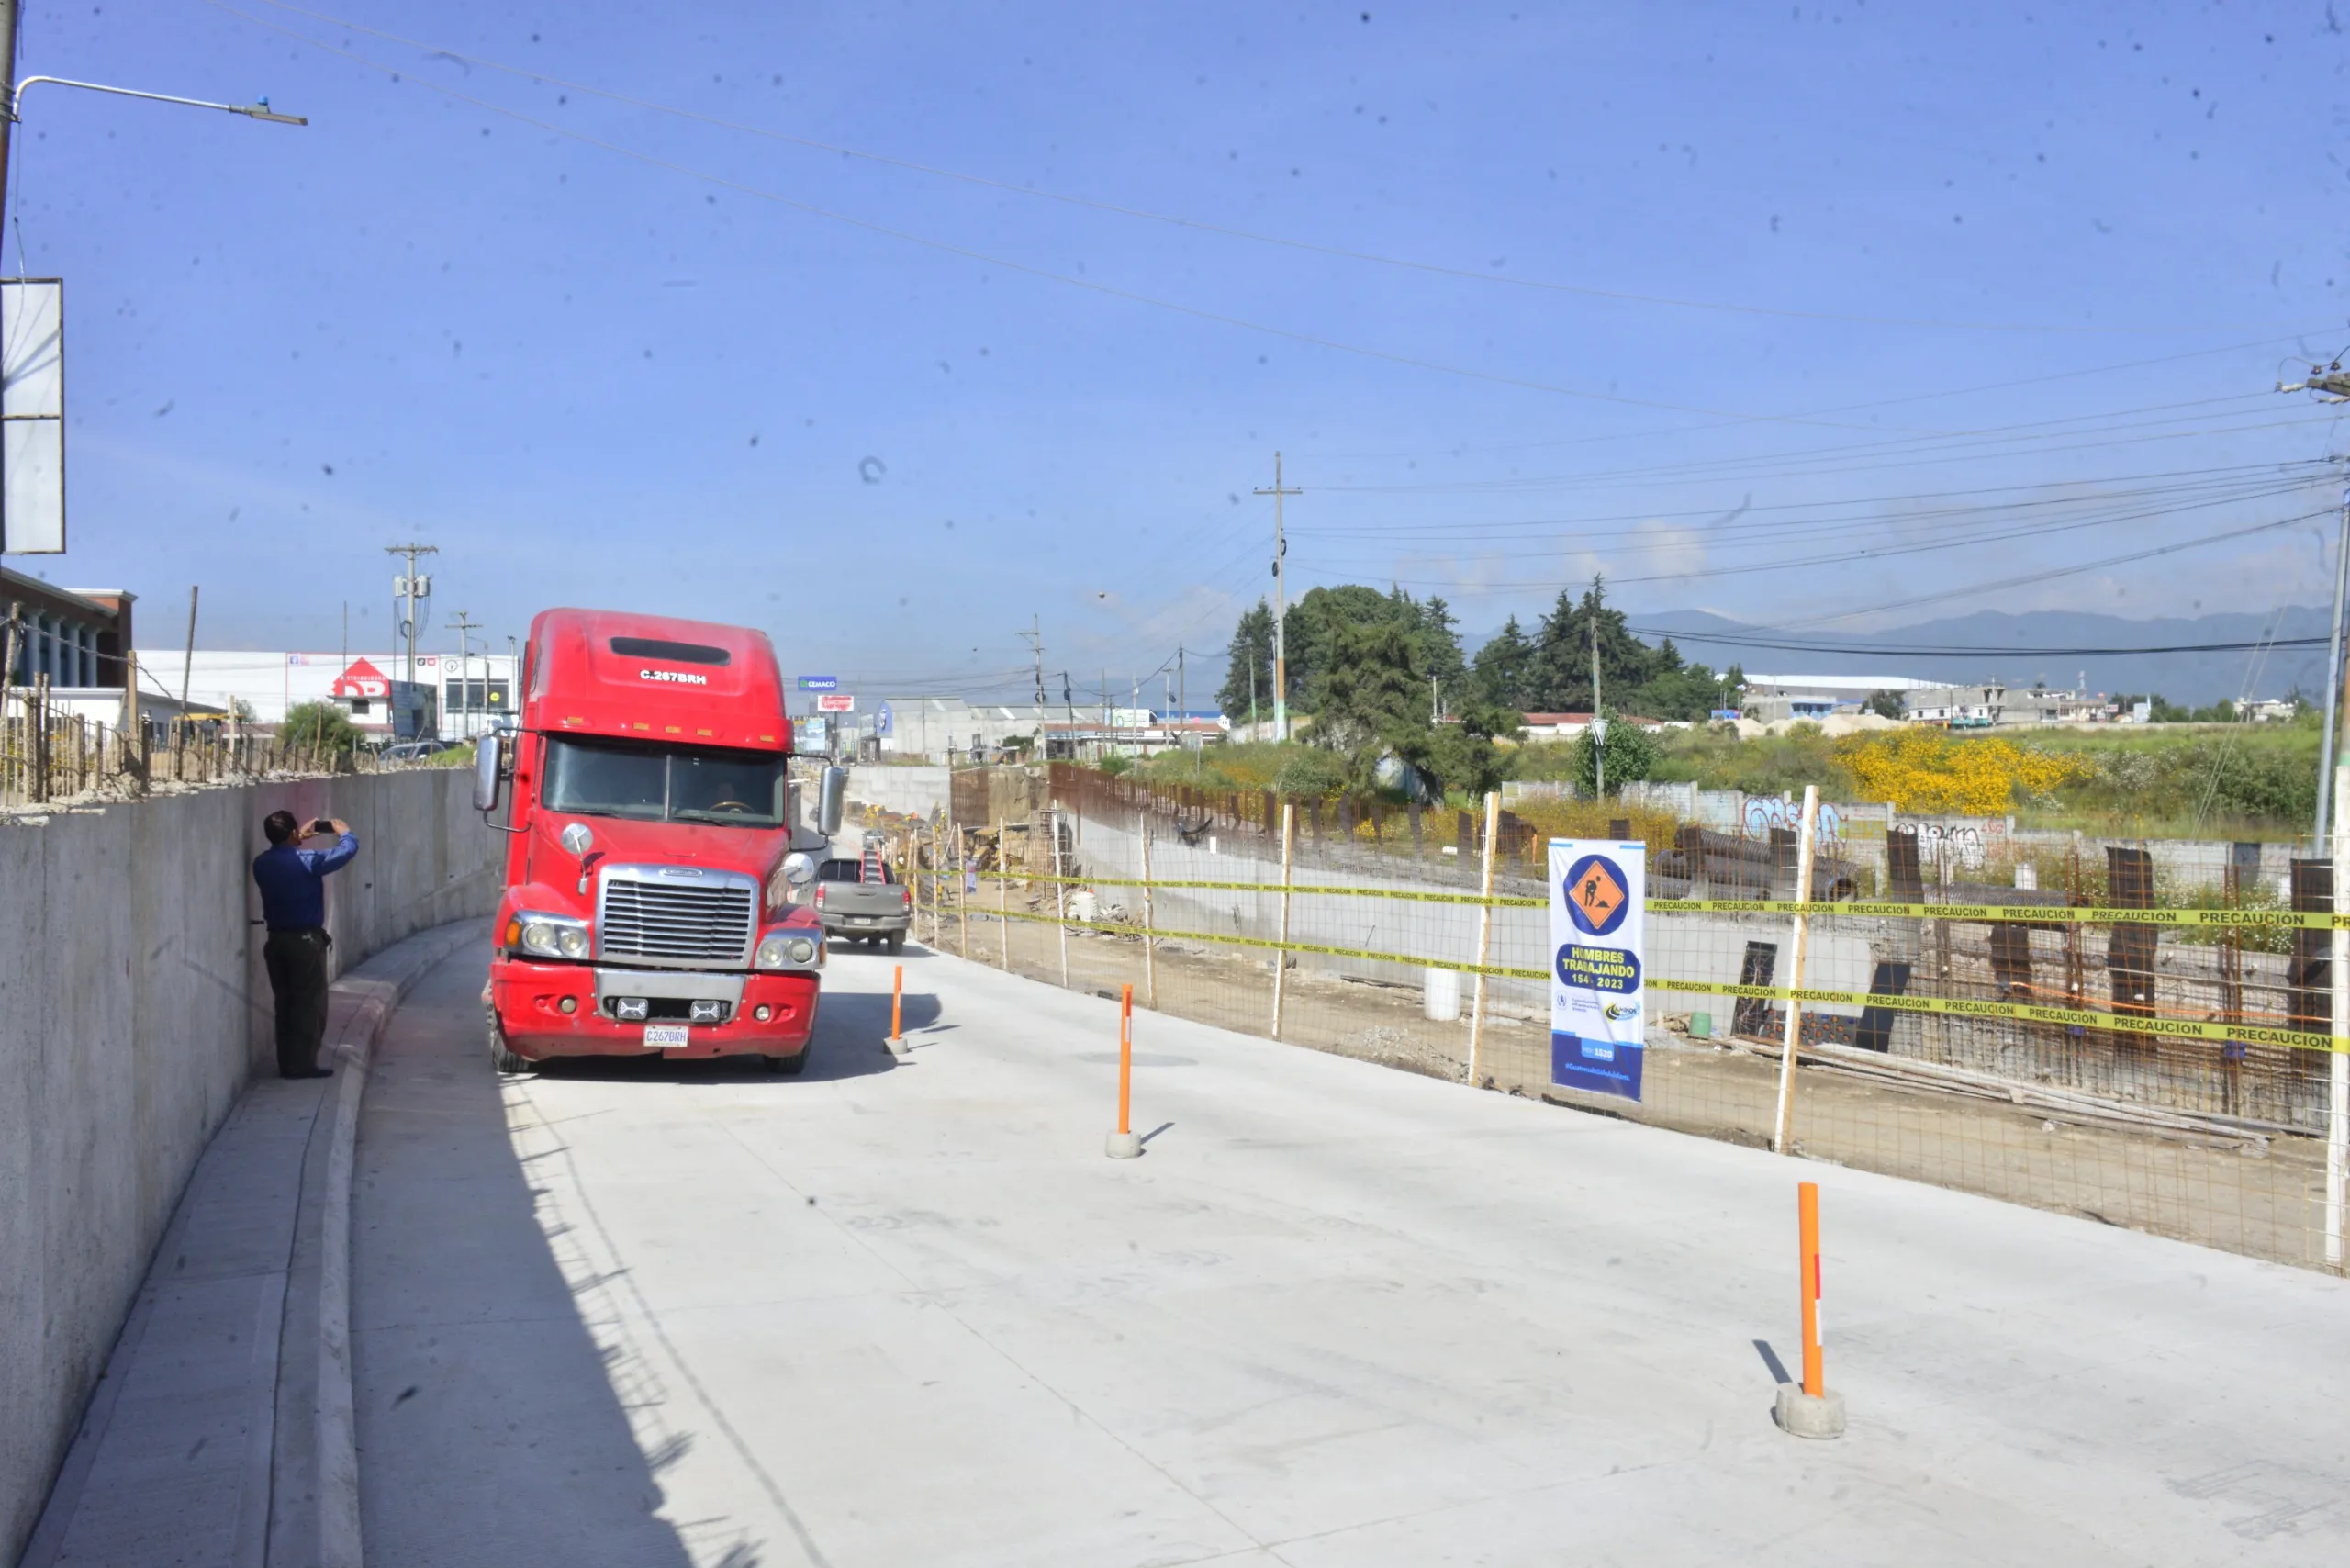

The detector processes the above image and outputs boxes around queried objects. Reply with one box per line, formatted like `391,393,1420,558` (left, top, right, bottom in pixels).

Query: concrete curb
301,919,483,1568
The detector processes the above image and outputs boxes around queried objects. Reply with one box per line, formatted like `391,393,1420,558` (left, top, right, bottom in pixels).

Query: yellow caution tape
967,901,1549,980
962,868,1543,907
1651,897,2345,931
952,903,2349,1053
1651,976,2348,1054
951,871,2338,929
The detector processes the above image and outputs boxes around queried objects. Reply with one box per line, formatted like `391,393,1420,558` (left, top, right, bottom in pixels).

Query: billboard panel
2,279,64,554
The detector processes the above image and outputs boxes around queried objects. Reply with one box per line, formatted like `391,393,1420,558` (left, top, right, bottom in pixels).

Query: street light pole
10,75,308,124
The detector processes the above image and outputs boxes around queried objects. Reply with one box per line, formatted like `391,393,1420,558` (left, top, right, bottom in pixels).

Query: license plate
851,916,875,925
643,1025,689,1048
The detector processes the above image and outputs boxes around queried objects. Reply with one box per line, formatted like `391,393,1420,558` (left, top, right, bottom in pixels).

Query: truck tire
760,1047,810,1076
886,931,906,955
487,1010,536,1075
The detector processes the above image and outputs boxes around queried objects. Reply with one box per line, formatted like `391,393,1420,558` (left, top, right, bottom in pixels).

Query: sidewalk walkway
17,921,481,1568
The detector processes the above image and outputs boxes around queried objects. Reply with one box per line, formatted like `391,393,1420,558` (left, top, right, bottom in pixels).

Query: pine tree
1525,576,1662,711
1472,616,1537,709
1217,600,1276,721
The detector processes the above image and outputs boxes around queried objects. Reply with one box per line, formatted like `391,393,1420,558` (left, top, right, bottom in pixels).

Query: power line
1372,475,2328,594
1774,509,2336,630
1622,629,2333,658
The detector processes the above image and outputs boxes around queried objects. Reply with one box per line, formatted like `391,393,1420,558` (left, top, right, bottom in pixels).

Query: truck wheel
886,931,906,955
761,1048,810,1076
487,1011,536,1075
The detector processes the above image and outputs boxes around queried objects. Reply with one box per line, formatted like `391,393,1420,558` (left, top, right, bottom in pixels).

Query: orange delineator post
890,964,903,1044
1798,1181,1824,1398
1117,984,1134,1137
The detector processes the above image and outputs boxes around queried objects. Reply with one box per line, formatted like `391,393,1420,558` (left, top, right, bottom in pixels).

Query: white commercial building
133,649,518,742
1739,673,1936,724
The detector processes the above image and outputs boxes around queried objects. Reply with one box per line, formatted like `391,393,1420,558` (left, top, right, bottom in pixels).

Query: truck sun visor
609,635,731,666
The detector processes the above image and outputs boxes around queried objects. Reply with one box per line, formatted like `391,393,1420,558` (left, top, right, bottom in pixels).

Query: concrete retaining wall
0,769,498,1562
845,765,950,821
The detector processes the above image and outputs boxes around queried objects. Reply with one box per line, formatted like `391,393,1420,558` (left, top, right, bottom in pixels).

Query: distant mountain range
1602,607,2334,709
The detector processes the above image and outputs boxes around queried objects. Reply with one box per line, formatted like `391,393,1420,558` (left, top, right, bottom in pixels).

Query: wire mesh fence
899,763,2348,1276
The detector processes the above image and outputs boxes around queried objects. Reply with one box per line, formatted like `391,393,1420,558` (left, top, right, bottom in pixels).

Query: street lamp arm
10,75,307,124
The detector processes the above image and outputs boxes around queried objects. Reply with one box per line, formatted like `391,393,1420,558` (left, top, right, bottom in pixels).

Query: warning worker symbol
1562,854,1632,937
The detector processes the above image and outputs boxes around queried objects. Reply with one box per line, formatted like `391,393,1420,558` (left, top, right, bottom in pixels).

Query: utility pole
0,0,23,250
2276,367,2350,849
1591,607,1605,799
1255,452,1301,742
447,610,481,739
2320,488,2350,850
179,585,199,711
1020,614,1045,756
386,543,437,739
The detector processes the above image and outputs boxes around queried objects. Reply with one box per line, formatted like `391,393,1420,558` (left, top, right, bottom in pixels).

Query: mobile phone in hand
308,818,335,837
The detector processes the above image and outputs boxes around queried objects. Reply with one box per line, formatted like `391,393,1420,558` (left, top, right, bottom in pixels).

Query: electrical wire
1617,628,2331,658
1358,473,2325,591
1770,509,2335,629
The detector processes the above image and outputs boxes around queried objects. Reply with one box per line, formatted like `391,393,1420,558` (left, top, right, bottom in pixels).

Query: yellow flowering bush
1834,730,2088,815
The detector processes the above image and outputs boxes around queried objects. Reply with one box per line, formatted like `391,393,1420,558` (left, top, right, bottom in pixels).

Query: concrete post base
1104,1130,1143,1159
1774,1383,1846,1439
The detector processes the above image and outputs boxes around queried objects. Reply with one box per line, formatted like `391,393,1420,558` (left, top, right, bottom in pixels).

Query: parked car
381,738,456,763
812,857,911,951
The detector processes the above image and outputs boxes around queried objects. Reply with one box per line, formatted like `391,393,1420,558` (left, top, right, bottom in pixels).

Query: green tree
1218,599,1277,722
1863,689,1907,721
281,700,363,756
1427,700,1520,799
1472,615,1538,709
1630,659,1736,722
1282,584,1406,711
1524,577,1666,712
1414,594,1468,712
1572,711,1662,797
1307,618,1428,785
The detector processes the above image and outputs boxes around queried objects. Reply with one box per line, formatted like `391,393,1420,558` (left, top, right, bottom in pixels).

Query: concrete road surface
352,939,2350,1568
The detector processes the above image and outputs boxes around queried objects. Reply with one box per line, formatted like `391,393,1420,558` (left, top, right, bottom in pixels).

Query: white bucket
1069,889,1100,922
1423,967,1461,1022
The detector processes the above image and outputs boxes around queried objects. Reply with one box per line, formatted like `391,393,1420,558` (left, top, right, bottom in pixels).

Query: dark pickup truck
812,857,911,951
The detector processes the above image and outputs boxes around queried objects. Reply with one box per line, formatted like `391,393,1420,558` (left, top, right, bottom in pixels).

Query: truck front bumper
490,957,819,1060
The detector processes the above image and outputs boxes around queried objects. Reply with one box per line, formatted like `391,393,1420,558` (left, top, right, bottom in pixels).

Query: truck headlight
755,932,820,969
509,912,591,960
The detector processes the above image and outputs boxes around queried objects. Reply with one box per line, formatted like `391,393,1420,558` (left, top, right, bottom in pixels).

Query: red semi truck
472,608,846,1073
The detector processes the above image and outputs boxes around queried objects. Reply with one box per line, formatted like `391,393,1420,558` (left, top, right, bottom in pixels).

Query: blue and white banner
1550,838,1647,1102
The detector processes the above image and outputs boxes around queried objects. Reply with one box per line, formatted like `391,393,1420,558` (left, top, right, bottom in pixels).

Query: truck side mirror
473,732,503,813
818,766,847,836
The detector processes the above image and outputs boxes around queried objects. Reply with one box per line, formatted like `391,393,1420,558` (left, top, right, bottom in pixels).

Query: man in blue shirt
252,810,360,1079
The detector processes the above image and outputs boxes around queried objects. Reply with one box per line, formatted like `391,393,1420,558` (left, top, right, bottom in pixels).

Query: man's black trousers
263,927,332,1077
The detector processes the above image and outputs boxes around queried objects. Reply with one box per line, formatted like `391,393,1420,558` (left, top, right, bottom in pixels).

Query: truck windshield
543,735,789,828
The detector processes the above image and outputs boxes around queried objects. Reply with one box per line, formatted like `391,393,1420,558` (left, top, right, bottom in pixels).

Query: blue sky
6,0,2347,700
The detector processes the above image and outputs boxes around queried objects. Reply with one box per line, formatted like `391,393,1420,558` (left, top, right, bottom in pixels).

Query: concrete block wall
0,768,499,1562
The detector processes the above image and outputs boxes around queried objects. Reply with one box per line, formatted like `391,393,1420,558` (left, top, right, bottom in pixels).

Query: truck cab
474,608,845,1073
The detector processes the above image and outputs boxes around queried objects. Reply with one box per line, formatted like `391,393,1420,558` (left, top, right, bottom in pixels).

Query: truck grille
596,867,758,968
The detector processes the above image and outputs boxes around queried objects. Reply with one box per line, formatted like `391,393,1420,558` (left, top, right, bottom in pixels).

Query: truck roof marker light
697,728,714,736
665,725,682,734
759,734,775,743
563,716,583,726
